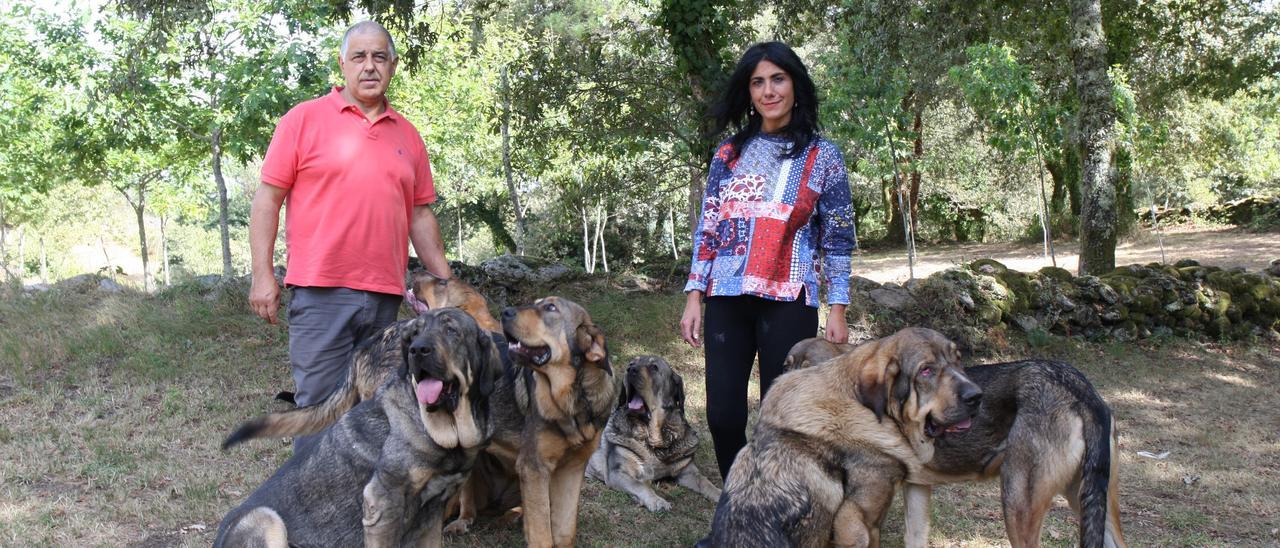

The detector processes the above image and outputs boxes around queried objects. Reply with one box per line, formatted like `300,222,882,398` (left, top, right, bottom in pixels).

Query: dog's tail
222,369,362,450
1078,392,1122,548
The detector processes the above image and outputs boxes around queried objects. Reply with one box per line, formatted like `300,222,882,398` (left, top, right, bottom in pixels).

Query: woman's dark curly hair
710,41,821,162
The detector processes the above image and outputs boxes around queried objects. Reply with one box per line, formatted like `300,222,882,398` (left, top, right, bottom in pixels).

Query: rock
98,279,124,293
1267,259,1280,278
1011,314,1039,333
957,292,976,311
850,276,882,293
23,283,51,293
970,258,1008,275
1097,283,1120,305
868,287,912,311
1053,294,1077,311
481,254,544,285
1174,259,1200,268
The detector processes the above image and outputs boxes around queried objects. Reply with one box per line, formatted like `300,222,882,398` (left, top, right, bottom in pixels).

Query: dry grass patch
1,283,1277,546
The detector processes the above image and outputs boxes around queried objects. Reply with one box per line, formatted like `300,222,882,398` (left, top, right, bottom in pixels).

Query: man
248,21,452,422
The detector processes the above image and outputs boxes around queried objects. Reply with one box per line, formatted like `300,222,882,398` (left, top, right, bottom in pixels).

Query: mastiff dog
706,327,981,548
586,355,720,512
215,308,503,547
784,337,1128,548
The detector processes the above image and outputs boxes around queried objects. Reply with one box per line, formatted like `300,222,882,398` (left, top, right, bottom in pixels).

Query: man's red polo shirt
261,87,436,296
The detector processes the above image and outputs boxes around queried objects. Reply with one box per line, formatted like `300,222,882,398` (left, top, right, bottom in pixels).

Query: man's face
339,31,396,104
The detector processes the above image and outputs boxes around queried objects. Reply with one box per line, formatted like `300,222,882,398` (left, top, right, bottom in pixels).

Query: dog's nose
409,340,432,356
961,386,983,411
501,307,517,320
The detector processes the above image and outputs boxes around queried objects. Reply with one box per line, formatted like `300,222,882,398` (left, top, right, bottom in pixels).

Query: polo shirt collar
327,86,401,123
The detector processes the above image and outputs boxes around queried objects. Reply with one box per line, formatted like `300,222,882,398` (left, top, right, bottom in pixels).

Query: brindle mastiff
215,308,504,548
785,338,1128,548
444,297,618,548
586,355,720,512
706,327,981,548
228,275,502,445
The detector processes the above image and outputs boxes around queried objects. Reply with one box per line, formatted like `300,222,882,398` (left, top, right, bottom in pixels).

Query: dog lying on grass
586,355,720,511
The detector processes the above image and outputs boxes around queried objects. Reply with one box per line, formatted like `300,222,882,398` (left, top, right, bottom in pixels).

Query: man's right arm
249,183,289,324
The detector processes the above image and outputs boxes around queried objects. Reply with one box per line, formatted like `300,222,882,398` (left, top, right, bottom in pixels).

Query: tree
118,0,330,277
1069,0,1118,275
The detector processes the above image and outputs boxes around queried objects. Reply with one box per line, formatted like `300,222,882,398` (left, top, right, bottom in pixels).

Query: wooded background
1,0,1276,290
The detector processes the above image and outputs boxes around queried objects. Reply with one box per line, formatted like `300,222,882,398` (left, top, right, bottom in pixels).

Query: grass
1,279,1279,546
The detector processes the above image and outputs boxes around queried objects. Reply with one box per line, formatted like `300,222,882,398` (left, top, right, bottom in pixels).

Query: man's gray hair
341,20,397,60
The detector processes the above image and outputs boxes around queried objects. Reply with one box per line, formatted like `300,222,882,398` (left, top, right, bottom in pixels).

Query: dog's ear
575,323,608,363
473,329,502,397
854,341,900,422
400,319,420,364
671,373,685,410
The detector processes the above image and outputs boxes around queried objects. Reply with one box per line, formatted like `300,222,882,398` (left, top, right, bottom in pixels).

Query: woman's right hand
680,291,704,348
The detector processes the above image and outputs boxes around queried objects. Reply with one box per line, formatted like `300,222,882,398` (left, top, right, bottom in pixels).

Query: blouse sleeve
814,144,857,305
684,144,733,294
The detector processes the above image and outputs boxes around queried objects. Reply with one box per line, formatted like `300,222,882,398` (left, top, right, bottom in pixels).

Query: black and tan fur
229,274,501,446
707,327,981,548
586,355,720,512
444,297,618,548
786,338,1127,548
215,308,504,548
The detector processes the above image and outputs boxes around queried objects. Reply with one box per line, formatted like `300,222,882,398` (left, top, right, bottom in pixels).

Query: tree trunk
595,200,609,274
119,184,151,292
909,109,923,236
0,201,9,282
212,126,234,277
135,201,150,292
686,169,704,243
39,235,47,283
581,205,591,273
161,215,170,287
100,236,115,282
1069,0,1118,275
17,227,25,280
501,67,526,255
668,206,678,259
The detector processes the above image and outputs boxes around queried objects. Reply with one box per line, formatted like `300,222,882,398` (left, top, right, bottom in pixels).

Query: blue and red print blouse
685,133,857,308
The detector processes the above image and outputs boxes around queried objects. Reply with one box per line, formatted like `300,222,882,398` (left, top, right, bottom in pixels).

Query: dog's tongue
946,418,973,432
417,378,444,405
628,396,644,411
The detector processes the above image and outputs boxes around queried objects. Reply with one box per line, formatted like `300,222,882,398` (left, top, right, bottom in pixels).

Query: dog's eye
446,325,459,337
919,368,934,378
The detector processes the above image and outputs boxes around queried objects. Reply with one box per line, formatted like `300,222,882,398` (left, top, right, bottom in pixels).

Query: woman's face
749,59,794,133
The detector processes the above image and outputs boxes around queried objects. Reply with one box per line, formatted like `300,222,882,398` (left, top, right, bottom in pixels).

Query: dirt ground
854,227,1280,283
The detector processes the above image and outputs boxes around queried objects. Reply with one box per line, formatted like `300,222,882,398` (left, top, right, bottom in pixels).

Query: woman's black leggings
703,290,818,480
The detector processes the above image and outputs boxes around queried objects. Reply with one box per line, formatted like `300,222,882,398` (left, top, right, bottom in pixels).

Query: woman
680,41,857,480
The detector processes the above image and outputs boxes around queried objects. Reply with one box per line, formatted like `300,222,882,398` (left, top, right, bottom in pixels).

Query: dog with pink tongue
586,355,721,512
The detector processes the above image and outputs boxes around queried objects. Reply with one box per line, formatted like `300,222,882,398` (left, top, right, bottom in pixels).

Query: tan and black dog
706,327,981,548
215,308,504,548
445,297,618,548
412,271,502,333
784,337,1127,548
586,355,720,512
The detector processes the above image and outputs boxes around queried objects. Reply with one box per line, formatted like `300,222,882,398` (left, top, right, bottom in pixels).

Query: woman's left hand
824,304,849,343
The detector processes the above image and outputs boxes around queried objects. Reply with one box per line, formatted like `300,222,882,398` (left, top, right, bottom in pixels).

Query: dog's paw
443,518,471,535
643,497,672,513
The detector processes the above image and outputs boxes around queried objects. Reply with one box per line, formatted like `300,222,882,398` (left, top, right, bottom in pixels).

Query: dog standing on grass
784,336,1128,548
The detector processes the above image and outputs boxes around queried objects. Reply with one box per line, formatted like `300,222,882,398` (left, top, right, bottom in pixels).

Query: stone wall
845,258,1280,352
